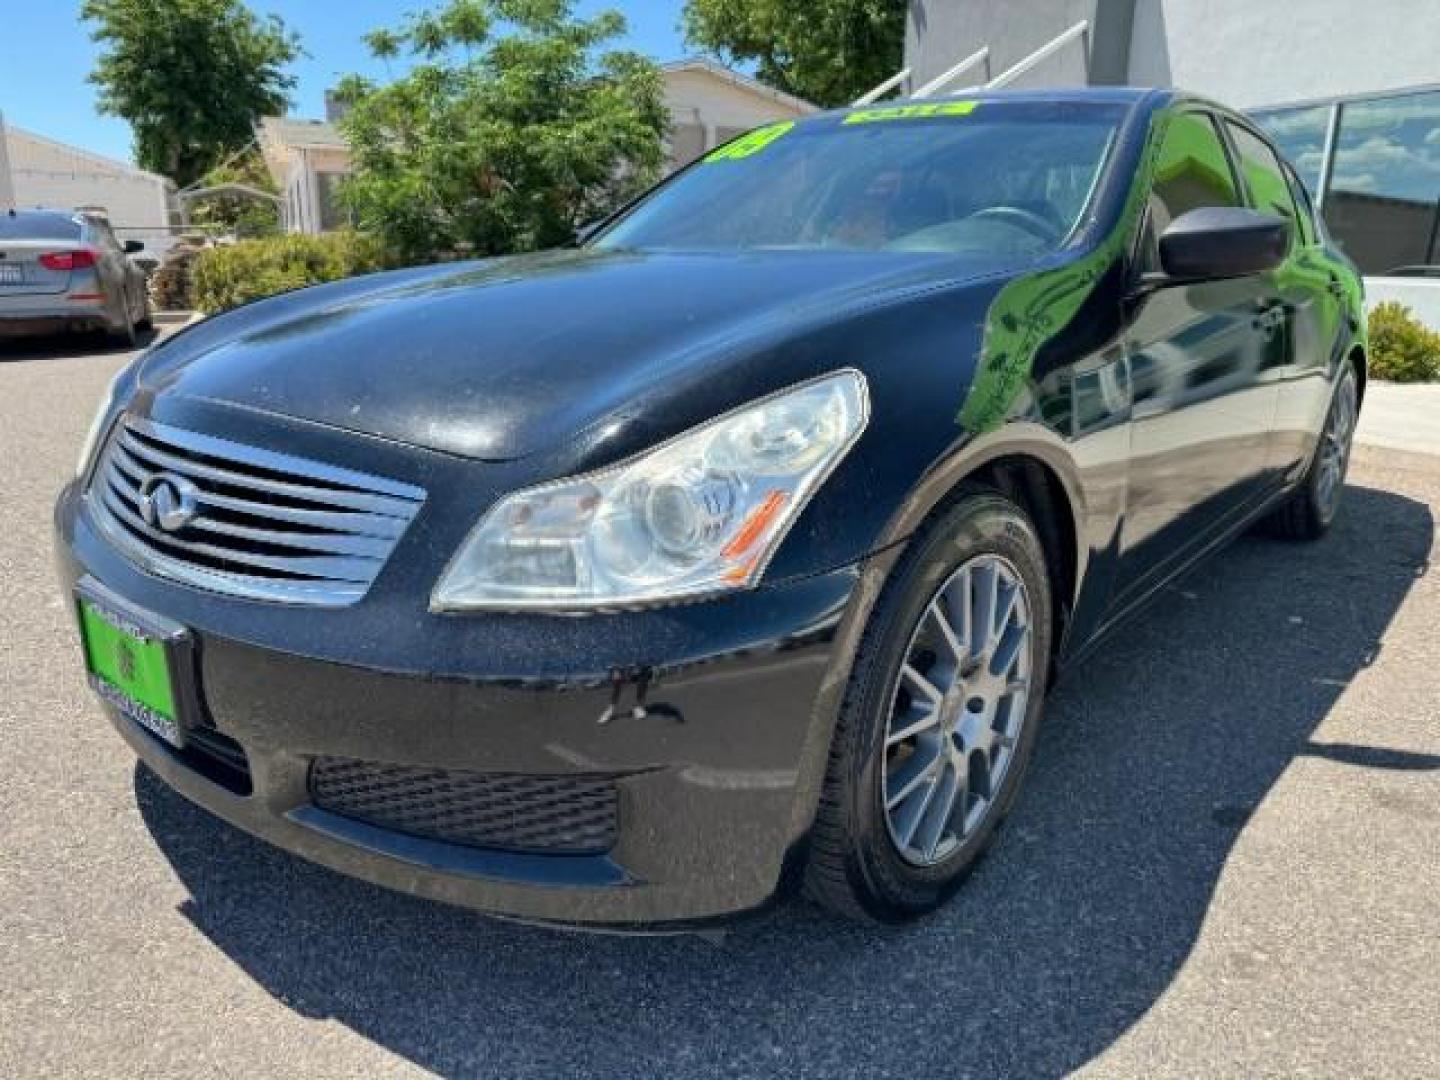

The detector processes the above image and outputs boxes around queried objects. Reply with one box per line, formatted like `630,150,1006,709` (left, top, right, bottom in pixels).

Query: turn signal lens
432,371,869,611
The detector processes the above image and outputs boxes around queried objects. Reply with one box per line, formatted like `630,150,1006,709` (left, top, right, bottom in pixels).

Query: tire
108,309,138,349
1264,365,1359,541
804,488,1053,923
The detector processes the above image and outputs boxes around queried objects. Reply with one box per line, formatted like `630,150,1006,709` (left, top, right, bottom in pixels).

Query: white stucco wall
1127,0,1440,108
0,112,15,208
1366,278,1440,332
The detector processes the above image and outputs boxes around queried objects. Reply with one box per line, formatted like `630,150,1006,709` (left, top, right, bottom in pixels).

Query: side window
1142,112,1242,268
1225,121,1303,243
87,219,120,252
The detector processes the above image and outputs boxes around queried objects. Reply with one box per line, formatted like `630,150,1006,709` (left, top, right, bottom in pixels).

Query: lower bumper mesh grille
308,757,620,855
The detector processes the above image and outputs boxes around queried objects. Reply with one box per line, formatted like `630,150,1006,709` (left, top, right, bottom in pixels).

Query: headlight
75,364,132,477
432,370,870,611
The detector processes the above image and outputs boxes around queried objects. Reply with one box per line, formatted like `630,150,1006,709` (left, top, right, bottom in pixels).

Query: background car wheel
109,312,138,349
1265,365,1359,541
804,488,1053,923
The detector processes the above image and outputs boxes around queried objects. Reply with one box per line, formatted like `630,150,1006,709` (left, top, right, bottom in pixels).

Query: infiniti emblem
137,473,200,532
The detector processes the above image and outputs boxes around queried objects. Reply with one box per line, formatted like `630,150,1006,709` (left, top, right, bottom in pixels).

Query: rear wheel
1265,365,1358,540
804,489,1052,922
108,306,138,349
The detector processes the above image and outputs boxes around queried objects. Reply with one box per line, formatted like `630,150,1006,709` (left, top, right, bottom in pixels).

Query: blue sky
0,1,690,166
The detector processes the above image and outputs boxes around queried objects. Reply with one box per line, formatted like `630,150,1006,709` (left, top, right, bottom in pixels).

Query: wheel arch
1349,342,1367,406
780,425,1090,876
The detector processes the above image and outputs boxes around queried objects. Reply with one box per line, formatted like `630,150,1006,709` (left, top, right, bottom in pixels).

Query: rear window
0,213,83,241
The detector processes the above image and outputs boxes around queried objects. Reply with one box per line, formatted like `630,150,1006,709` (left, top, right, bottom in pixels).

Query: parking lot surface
3,336,1437,1078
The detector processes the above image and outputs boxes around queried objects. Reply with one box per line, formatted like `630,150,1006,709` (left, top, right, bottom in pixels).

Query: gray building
900,0,1440,324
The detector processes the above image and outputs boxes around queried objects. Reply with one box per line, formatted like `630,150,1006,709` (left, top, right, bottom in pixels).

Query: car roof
810,85,1166,123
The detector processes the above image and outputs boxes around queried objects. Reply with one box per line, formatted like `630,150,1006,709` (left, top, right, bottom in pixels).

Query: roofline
4,123,174,188
661,58,819,114
257,117,348,152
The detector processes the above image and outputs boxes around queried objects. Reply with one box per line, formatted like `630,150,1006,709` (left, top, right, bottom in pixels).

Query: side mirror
123,239,145,254
1157,207,1288,282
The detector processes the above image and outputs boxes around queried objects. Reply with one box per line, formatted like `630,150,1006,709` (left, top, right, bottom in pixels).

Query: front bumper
56,463,862,926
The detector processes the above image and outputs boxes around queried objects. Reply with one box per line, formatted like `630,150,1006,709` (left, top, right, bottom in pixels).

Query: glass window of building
1326,89,1440,274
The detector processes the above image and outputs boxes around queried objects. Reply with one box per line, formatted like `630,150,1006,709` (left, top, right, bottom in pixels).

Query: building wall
1127,0,1440,109
0,112,15,208
662,68,814,170
4,125,175,250
904,0,1139,94
1367,278,1440,330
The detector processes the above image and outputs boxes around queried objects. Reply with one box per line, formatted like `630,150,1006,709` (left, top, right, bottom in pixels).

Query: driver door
1114,110,1284,602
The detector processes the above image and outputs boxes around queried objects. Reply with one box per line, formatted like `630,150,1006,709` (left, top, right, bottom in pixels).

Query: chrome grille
88,416,425,606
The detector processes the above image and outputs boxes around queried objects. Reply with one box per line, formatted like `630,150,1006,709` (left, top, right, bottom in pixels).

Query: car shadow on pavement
0,327,158,361
134,483,1434,1078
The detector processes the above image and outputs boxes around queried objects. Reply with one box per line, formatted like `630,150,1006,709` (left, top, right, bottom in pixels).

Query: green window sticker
705,121,796,162
844,101,979,125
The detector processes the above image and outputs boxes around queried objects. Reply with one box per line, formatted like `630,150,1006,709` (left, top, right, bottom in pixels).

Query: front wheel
804,489,1053,923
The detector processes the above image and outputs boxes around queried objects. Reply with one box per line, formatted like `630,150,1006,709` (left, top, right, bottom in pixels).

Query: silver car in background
0,209,151,344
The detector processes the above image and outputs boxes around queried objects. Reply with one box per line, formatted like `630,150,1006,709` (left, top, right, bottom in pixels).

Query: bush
192,232,388,313
146,235,207,310
1368,301,1440,383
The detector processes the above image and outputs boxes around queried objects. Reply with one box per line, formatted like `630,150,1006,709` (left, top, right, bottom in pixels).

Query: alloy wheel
881,553,1034,867
1315,373,1358,519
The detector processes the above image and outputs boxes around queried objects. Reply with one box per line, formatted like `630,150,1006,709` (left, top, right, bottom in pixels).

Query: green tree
334,0,666,262
683,0,906,108
83,0,301,186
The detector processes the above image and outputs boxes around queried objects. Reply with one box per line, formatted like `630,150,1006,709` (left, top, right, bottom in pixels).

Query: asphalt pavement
2,334,1437,1078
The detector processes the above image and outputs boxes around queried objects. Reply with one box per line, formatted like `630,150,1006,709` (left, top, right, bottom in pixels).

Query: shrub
192,231,389,313
1368,301,1440,383
146,235,207,310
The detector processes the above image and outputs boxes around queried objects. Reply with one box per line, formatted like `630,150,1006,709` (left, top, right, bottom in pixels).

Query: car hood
141,248,1020,461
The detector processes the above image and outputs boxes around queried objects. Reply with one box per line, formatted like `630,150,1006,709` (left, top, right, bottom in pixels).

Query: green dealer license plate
77,595,185,747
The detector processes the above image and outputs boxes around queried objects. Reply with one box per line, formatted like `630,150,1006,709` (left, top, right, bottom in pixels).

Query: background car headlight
432,370,870,611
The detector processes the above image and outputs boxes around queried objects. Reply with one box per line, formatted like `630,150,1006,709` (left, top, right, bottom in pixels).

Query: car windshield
596,100,1126,257
0,212,84,240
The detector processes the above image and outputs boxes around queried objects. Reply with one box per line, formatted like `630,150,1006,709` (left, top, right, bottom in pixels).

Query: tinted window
597,102,1124,257
1141,112,1241,268
1253,104,1330,196
1282,162,1318,244
88,219,121,251
1226,123,1301,228
0,212,83,241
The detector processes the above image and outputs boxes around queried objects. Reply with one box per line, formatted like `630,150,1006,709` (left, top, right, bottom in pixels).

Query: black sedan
56,89,1365,927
